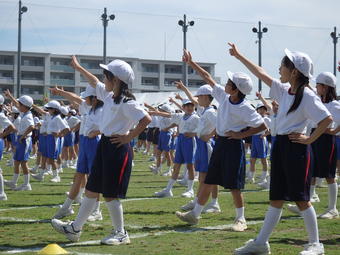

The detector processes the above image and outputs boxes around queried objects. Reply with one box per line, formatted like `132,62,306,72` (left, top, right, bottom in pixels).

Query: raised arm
228,43,273,87
148,110,171,118
175,81,198,106
49,86,83,105
183,50,216,87
70,56,99,87
32,104,47,115
169,97,183,111
3,90,19,108
256,92,273,113
144,103,156,112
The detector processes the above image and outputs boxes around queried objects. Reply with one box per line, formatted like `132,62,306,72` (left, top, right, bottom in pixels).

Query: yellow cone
37,244,69,255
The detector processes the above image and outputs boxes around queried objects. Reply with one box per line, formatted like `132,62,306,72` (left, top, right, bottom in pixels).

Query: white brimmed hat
81,85,96,98
0,95,4,105
256,102,266,110
100,59,135,85
159,104,173,113
182,99,194,105
60,106,69,115
227,71,253,95
12,106,20,113
284,48,313,79
70,109,76,115
315,72,336,88
195,84,213,96
18,95,33,108
45,100,61,110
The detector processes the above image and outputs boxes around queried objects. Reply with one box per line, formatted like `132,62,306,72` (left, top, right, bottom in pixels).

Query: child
229,43,332,255
176,50,266,233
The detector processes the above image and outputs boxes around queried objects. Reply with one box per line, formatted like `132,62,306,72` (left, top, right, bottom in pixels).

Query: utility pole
101,8,115,64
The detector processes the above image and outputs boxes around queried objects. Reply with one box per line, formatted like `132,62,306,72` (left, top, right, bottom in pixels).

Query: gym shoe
31,172,44,181
29,166,39,174
181,190,194,198
310,194,320,203
318,209,339,219
50,176,61,183
287,204,302,216
154,189,173,198
161,169,173,176
246,176,255,184
202,202,221,213
180,200,196,211
51,219,81,242
0,193,7,201
53,207,74,219
231,219,247,232
299,242,324,255
87,210,103,222
101,230,130,245
234,239,271,255
149,156,155,161
14,184,32,191
258,180,270,190
177,179,188,186
175,210,199,225
4,180,16,190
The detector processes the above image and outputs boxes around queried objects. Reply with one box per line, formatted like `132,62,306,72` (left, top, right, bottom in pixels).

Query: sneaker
101,230,130,245
299,242,324,255
202,202,221,214
175,210,199,225
154,189,173,198
231,219,247,232
31,172,44,181
57,167,63,174
180,200,196,211
161,169,173,176
149,156,155,162
29,166,39,174
310,194,320,203
87,210,103,222
234,239,271,255
318,209,339,219
51,219,81,242
181,190,194,198
53,207,74,219
4,180,16,190
6,161,13,167
65,192,82,204
286,204,302,216
50,176,61,183
152,167,161,175
258,180,270,190
14,184,32,191
246,176,255,184
315,178,327,188
0,193,7,201
177,179,188,186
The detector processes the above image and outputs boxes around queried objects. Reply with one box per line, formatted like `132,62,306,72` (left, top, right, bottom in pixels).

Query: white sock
0,173,4,194
72,196,97,231
93,200,100,212
328,183,338,210
62,197,73,210
183,168,188,180
77,187,85,200
255,206,282,245
236,207,245,221
187,179,194,191
165,178,176,191
193,197,198,204
310,185,316,197
23,174,29,185
52,170,58,177
261,171,268,179
192,203,204,217
211,198,218,204
47,165,52,171
106,200,124,232
12,173,19,184
301,206,319,244
249,171,255,179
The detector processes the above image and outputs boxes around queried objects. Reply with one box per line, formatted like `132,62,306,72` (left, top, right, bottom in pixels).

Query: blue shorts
251,134,268,159
0,138,4,160
130,138,136,148
170,136,177,150
195,138,214,173
77,136,100,174
174,134,196,164
39,135,48,157
14,136,32,161
63,132,75,147
336,136,340,160
74,130,80,145
46,134,62,160
10,133,17,146
157,130,172,152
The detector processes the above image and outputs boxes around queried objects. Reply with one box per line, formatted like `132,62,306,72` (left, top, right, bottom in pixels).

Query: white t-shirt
269,79,331,135
66,116,81,129
269,111,277,136
0,112,13,131
78,101,90,136
96,82,147,136
13,116,21,132
255,116,271,135
158,116,173,130
40,114,50,134
148,115,159,128
325,101,340,129
46,114,69,134
212,84,264,136
83,106,103,136
170,113,200,134
18,111,34,136
195,106,217,137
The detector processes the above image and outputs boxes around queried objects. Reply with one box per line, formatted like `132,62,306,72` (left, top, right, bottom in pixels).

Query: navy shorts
336,136,340,160
146,128,155,142
32,129,39,145
174,134,196,164
14,136,32,161
195,138,214,173
204,136,246,189
153,128,160,145
77,136,100,174
63,132,75,147
138,129,147,141
86,136,132,198
311,133,336,178
157,130,172,152
251,134,268,159
270,135,311,201
74,131,80,145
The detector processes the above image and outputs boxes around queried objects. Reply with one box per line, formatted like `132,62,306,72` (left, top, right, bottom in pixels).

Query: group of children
0,42,339,255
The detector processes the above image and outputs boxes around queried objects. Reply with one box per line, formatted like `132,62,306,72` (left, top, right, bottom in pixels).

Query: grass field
0,151,339,255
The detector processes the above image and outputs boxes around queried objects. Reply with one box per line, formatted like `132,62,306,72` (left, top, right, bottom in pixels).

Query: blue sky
0,0,339,97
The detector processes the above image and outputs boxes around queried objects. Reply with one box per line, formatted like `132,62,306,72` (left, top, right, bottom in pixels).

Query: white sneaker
202,202,221,214
149,156,155,162
175,210,199,225
50,176,61,183
154,189,173,198
161,168,172,176
181,190,194,198
310,194,320,203
231,219,247,232
29,166,39,174
51,219,81,242
87,210,103,222
246,176,255,184
0,193,7,201
53,207,74,219
234,239,271,255
286,204,302,216
31,172,44,181
318,209,339,219
57,167,63,173
177,179,188,186
152,167,161,175
14,184,32,191
258,180,270,190
4,180,16,190
100,230,130,245
65,192,82,204
180,200,196,211
299,242,324,255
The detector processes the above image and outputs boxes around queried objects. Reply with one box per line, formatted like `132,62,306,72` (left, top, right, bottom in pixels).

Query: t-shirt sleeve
243,105,264,128
269,79,287,102
329,103,340,126
170,113,182,125
206,111,217,128
303,94,331,125
122,100,148,123
211,84,227,103
0,114,12,129
57,117,69,130
95,82,109,101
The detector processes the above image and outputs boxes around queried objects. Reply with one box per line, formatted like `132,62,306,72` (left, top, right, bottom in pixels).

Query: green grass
0,151,339,255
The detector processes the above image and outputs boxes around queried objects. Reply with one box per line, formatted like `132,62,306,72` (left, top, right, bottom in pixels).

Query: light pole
178,14,194,86
17,0,28,97
330,26,339,76
252,21,268,92
101,8,115,64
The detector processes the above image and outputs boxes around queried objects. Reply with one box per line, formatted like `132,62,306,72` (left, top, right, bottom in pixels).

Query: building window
141,63,159,73
21,71,44,80
164,78,178,86
22,56,44,66
188,80,205,87
51,58,70,66
165,65,182,74
51,72,74,85
0,85,13,93
0,71,13,80
80,74,103,82
141,77,159,86
0,56,14,65
21,85,44,95
80,59,101,69
188,66,210,75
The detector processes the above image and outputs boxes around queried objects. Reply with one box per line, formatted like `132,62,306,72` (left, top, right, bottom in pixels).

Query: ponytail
114,81,136,104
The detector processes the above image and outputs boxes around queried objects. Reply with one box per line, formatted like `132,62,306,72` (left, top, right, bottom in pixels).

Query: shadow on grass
0,240,70,250
3,203,59,208
125,210,174,216
271,237,340,246
0,219,52,226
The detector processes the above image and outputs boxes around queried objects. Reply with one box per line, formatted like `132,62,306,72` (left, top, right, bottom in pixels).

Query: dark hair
320,85,337,103
47,108,60,116
103,70,135,104
89,96,104,114
212,104,217,110
229,80,246,100
282,56,309,114
208,95,214,102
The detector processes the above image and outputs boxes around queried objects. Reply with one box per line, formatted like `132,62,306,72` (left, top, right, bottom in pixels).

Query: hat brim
284,48,294,63
226,71,234,82
99,63,109,71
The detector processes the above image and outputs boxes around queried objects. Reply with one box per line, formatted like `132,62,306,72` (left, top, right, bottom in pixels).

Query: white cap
256,102,266,110
18,95,33,108
100,59,135,85
284,48,313,79
70,109,76,115
182,99,194,106
0,95,4,105
60,106,69,115
315,72,336,88
12,106,20,113
45,100,61,110
159,104,173,113
227,71,253,95
195,84,213,96
81,85,97,98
